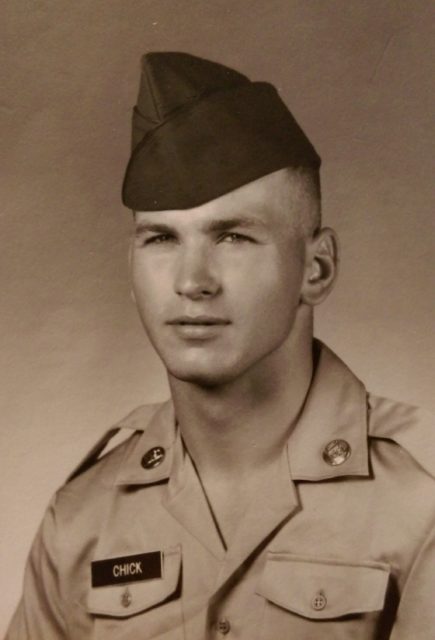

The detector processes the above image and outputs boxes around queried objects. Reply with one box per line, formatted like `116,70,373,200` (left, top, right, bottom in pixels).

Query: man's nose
174,245,221,299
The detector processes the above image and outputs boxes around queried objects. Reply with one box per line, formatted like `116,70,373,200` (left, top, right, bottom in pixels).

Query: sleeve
390,521,435,639
5,496,68,640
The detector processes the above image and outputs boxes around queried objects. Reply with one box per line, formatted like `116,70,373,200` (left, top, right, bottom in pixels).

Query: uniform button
311,591,327,611
216,617,231,635
141,446,166,469
322,439,351,466
121,588,132,608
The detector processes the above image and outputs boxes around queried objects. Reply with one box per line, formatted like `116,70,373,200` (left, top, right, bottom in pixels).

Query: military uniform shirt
6,342,435,639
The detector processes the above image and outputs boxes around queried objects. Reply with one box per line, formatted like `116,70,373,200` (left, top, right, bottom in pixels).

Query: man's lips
166,315,230,340
166,315,231,326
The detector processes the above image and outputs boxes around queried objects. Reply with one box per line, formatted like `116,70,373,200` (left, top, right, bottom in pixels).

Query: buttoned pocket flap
257,552,390,620
85,546,181,618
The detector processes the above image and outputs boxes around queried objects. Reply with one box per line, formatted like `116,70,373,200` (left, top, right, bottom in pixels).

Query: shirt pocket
256,552,390,639
84,546,184,640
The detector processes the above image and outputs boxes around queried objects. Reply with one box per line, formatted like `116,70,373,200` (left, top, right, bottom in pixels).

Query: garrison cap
122,52,320,211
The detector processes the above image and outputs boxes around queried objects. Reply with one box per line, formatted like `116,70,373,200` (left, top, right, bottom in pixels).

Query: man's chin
166,361,238,388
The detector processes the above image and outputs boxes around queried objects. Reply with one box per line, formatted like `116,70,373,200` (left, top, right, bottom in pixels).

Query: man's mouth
167,315,230,326
166,316,231,340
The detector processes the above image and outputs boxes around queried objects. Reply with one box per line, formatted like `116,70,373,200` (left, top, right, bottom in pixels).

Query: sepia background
1,0,434,631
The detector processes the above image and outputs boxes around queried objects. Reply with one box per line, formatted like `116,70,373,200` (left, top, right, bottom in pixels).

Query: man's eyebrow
134,215,267,236
206,216,266,232
134,222,174,236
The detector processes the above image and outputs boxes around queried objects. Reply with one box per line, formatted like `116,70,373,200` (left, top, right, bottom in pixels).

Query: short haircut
283,167,322,237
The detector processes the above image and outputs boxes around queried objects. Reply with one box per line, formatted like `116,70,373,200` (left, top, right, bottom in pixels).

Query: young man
7,52,435,639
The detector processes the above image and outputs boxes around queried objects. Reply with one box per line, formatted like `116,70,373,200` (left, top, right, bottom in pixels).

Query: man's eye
143,234,175,245
219,232,252,244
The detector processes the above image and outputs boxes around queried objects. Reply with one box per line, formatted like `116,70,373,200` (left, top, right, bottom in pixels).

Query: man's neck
168,327,314,480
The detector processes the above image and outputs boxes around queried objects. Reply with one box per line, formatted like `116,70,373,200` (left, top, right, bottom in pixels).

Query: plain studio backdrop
1,0,434,631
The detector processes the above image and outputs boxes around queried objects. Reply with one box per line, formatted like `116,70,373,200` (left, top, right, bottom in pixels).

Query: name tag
91,551,162,587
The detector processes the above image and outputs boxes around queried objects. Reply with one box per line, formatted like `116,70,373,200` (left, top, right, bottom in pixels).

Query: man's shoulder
57,401,169,499
31,403,171,577
367,393,435,480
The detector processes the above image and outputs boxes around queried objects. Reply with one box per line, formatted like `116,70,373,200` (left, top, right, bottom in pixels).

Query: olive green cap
122,52,320,211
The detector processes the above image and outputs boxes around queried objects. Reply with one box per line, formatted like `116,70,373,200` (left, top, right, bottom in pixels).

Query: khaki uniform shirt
7,343,435,639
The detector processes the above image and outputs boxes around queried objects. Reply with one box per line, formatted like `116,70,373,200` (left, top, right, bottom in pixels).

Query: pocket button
120,588,132,608
311,591,327,611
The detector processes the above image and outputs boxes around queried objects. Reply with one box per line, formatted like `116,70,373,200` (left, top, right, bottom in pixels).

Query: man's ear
300,227,339,306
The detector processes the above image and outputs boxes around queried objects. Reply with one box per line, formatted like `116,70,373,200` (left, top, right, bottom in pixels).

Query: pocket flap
85,546,181,618
257,552,390,620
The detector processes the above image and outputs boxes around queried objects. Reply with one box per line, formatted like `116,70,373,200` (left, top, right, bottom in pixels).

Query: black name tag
91,551,162,587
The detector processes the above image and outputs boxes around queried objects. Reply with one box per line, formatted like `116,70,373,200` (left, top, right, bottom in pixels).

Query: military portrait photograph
1,1,434,638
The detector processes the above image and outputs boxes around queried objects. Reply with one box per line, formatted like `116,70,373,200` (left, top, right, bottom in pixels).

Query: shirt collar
114,401,178,485
114,340,369,486
288,340,369,480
